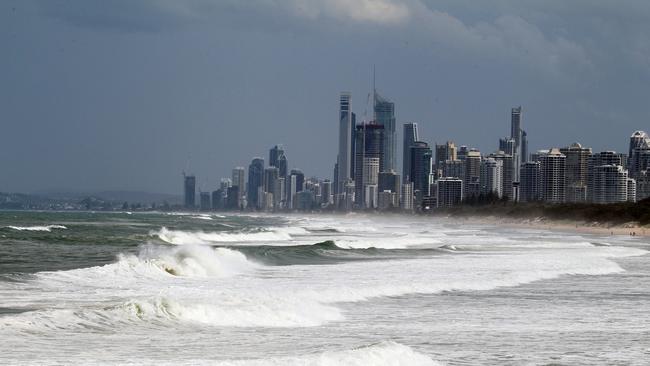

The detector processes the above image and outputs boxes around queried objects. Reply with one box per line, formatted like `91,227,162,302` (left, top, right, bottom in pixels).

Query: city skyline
178,85,650,212
3,1,650,194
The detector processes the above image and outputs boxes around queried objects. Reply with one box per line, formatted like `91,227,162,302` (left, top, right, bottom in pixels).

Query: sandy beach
451,215,650,237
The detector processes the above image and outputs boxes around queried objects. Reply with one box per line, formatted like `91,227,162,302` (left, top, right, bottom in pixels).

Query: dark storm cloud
2,0,650,194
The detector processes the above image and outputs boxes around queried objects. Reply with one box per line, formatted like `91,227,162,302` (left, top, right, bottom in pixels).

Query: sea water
0,211,648,365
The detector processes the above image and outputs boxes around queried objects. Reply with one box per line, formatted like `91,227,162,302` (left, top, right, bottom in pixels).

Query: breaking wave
152,226,309,245
4,225,67,232
206,341,440,366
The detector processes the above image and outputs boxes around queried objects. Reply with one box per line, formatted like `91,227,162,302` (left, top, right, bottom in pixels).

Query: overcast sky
2,0,650,194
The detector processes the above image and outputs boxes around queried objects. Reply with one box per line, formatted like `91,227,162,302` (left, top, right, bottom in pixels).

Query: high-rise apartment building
264,167,280,209
488,151,513,199
437,178,463,207
409,141,432,198
231,167,245,208
587,151,623,202
402,123,419,183
269,145,288,177
520,161,541,202
539,148,566,203
354,123,384,206
591,165,629,204
435,141,457,175
183,174,196,209
400,182,414,210
378,171,401,195
463,150,482,197
480,158,503,197
442,160,465,180
336,92,355,193
560,142,591,203
628,131,650,179
247,158,264,210
375,92,396,172
509,106,529,179
199,191,211,211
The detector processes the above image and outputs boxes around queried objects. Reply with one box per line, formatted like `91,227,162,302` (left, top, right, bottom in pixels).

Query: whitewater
0,211,649,365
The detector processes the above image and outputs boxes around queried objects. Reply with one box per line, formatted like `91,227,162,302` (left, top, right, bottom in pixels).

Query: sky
2,0,650,194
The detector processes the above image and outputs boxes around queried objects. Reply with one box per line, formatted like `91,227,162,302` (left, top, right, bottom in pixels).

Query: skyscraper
354,123,384,206
269,145,288,177
560,143,591,203
199,191,211,211
378,171,401,195
510,106,523,181
183,174,196,209
591,165,629,204
499,138,516,157
480,158,503,197
463,149,482,197
336,92,354,193
290,169,305,193
231,167,245,208
587,151,623,202
375,92,396,172
521,130,528,163
264,167,280,209
409,141,432,198
488,150,513,199
247,157,264,210
539,148,566,203
435,141,457,175
402,123,418,183
520,161,541,202
437,178,463,207
628,131,650,179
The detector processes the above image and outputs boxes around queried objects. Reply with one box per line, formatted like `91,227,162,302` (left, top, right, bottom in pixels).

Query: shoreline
449,215,650,237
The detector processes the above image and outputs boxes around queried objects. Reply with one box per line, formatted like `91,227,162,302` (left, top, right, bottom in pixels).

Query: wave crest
4,225,67,232
152,226,308,245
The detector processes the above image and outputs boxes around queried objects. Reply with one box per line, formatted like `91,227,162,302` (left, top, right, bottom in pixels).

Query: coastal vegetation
439,196,650,226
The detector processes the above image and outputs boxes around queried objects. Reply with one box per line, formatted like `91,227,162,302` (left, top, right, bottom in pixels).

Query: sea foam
153,226,308,245
5,225,67,232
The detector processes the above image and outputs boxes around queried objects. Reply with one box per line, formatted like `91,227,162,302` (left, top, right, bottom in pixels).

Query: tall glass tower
375,92,396,172
337,92,354,193
247,157,264,210
402,123,419,183
183,174,196,209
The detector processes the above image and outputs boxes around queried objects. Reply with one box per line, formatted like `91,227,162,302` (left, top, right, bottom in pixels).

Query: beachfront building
401,182,414,211
183,174,196,209
560,143,592,203
409,141,433,201
480,158,503,198
488,150,514,200
519,161,541,202
463,149,482,198
247,158,264,210
375,91,396,172
269,145,288,178
539,148,566,204
231,167,245,208
402,123,419,183
591,164,629,204
354,123,384,208
437,178,463,207
587,151,623,203
435,141,457,177
336,92,356,195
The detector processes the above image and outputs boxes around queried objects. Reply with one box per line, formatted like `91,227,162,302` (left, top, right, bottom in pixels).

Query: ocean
0,211,648,365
